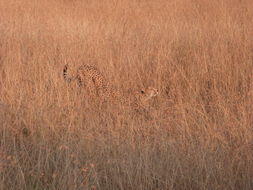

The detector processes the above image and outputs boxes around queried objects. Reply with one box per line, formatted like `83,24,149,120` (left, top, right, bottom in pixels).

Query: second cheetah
63,64,109,97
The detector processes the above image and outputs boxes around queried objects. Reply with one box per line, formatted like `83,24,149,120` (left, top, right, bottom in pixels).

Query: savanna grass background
0,0,253,189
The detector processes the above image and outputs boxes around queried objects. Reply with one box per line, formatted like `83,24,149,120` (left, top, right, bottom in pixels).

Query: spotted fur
63,64,109,96
63,64,158,107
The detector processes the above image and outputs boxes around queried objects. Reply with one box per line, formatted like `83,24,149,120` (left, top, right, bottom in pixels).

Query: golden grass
0,0,252,189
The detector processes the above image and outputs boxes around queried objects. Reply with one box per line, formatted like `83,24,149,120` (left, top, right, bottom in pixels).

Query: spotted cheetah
63,64,109,97
63,64,158,107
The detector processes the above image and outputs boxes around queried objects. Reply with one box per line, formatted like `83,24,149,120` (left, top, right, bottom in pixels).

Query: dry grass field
0,0,253,189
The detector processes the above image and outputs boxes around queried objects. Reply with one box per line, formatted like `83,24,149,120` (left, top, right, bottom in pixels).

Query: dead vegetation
0,0,252,189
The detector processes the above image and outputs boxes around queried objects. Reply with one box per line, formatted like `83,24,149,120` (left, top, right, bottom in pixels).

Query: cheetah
63,64,158,107
63,64,109,97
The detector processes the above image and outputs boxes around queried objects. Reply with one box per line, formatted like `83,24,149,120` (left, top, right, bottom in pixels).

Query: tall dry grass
0,0,252,189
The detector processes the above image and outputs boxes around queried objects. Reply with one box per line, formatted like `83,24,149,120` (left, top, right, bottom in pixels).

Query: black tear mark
77,76,82,86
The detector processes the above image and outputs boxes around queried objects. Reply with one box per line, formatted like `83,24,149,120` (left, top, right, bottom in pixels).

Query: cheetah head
139,87,158,102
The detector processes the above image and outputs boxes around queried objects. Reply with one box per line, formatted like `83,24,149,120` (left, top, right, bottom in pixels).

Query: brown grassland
0,0,253,189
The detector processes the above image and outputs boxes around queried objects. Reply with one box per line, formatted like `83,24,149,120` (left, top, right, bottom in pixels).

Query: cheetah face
138,87,158,102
